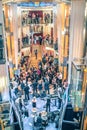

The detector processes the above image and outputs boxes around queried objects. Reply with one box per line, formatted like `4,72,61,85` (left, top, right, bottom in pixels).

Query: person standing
44,78,50,94
34,49,38,59
24,83,30,100
36,113,42,127
36,13,39,24
32,79,38,96
32,96,37,109
46,96,51,112
19,98,23,111
58,87,62,109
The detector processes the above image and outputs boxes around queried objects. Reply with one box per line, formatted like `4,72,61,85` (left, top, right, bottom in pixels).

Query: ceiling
2,0,71,4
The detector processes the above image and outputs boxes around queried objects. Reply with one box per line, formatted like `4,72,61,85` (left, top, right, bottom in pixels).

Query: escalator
11,100,23,130
62,103,83,130
12,108,21,130
80,87,87,130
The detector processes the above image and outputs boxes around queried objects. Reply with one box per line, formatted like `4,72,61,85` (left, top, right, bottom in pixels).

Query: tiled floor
22,95,59,130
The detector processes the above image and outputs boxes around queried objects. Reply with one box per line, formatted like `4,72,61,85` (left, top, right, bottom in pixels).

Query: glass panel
0,23,3,36
0,48,5,60
70,62,84,110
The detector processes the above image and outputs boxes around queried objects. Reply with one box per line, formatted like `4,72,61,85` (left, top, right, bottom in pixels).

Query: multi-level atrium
0,0,87,130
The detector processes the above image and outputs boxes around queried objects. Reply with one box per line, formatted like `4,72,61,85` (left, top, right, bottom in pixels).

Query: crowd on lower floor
10,53,68,129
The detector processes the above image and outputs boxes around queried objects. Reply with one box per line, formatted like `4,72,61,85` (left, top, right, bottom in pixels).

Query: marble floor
22,96,60,130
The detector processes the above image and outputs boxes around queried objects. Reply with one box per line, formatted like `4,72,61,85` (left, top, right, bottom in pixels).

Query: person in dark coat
42,55,47,65
32,97,36,108
38,80,42,95
32,79,38,96
24,83,30,100
46,96,51,112
36,113,42,127
44,78,50,94
21,81,25,90
34,49,38,59
19,98,23,111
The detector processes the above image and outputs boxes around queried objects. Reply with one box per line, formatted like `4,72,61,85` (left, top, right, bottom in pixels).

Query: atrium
0,0,87,130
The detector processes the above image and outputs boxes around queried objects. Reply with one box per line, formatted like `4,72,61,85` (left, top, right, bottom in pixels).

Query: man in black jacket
46,96,51,112
36,113,42,127
32,79,38,96
24,84,30,100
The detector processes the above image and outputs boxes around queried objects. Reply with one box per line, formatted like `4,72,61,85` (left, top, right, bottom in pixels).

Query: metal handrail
58,86,69,130
80,85,87,130
11,100,23,130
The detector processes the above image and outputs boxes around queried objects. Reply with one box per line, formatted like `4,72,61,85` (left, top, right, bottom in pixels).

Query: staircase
30,44,42,68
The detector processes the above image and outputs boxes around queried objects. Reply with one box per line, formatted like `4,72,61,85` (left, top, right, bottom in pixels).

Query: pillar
4,3,19,78
57,3,70,79
0,1,9,101
11,3,18,69
53,5,58,58
17,6,22,52
68,0,85,84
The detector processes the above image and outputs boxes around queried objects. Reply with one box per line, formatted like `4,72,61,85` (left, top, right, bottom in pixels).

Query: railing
0,101,13,129
80,86,87,130
10,85,69,130
11,100,23,130
58,86,69,130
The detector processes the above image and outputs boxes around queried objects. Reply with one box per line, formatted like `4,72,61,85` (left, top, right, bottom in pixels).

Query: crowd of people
22,34,29,45
44,13,52,24
32,34,53,45
11,53,68,107
21,33,53,46
10,52,68,129
30,25,43,33
22,12,53,26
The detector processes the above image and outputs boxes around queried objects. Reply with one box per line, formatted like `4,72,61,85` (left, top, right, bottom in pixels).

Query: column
68,0,85,84
53,5,58,58
0,1,9,101
17,6,22,52
4,3,19,78
53,5,58,43
11,3,18,69
57,3,70,79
